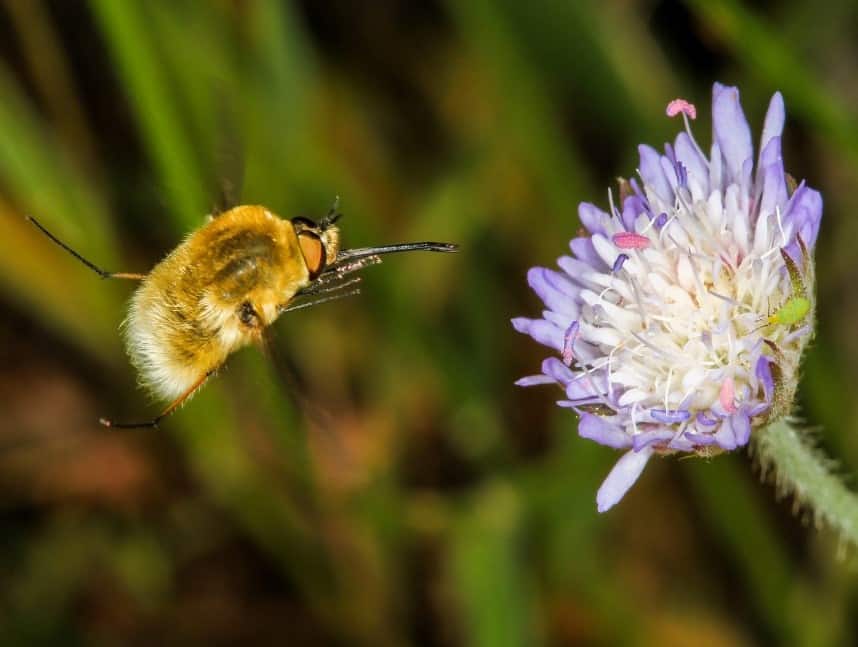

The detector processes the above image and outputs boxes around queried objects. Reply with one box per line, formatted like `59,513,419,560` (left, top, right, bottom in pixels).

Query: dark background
1,1,856,645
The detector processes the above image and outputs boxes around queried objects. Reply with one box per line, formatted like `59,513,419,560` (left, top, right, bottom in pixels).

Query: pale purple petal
566,374,605,400
541,357,576,385
759,91,785,169
632,430,674,451
712,83,753,188
569,236,606,269
696,411,719,427
515,374,555,387
674,131,709,198
660,152,685,193
650,409,691,424
709,142,723,191
731,413,752,446
758,134,783,173
578,202,609,235
713,420,738,450
557,256,600,287
511,317,562,351
684,432,719,446
579,413,631,449
596,447,653,513
664,142,677,166
621,195,648,231
755,356,774,403
783,184,823,250
638,144,672,203
540,308,574,330
740,157,754,197
757,150,788,220
527,267,579,317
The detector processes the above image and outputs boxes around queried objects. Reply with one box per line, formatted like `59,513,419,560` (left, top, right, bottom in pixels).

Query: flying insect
27,203,457,428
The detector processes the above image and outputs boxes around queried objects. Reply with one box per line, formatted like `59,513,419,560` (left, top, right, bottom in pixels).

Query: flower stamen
613,232,651,250
561,321,579,366
719,377,738,413
612,253,629,273
666,98,697,120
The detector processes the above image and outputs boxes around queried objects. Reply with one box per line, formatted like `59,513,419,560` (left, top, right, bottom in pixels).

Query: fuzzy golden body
125,205,313,400
27,203,455,427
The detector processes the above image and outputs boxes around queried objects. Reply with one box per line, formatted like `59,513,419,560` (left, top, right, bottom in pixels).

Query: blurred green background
1,0,856,645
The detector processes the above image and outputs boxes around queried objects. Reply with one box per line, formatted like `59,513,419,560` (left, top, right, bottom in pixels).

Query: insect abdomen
124,281,209,399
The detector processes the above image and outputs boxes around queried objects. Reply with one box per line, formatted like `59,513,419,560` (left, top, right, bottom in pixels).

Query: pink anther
612,232,650,250
562,321,579,366
719,377,737,414
666,98,697,120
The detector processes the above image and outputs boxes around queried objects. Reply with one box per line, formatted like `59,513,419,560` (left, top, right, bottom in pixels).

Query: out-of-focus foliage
0,1,855,644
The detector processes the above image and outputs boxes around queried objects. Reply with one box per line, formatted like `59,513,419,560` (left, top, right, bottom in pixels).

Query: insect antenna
318,195,342,230
26,215,145,280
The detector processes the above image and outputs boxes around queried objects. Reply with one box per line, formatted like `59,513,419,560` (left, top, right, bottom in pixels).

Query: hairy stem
753,419,858,545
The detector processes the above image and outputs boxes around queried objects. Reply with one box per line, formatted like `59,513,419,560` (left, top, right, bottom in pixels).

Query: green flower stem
754,419,858,544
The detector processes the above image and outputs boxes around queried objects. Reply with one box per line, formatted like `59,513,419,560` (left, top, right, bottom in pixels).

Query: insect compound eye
239,301,260,327
297,230,327,279
290,216,318,233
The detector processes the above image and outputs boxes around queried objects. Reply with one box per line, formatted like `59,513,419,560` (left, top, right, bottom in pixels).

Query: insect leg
281,273,364,313
319,254,382,279
297,275,362,298
279,288,362,314
26,215,145,280
99,370,214,429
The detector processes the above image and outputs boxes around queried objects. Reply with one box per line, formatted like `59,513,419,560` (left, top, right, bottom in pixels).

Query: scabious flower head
513,83,822,512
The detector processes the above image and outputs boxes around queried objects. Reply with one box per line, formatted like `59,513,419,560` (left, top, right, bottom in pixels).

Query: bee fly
27,203,457,428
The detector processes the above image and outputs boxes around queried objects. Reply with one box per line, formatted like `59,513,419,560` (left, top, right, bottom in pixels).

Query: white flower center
574,183,806,423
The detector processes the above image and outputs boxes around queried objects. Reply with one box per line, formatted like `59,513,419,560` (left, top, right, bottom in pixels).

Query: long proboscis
330,241,458,268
